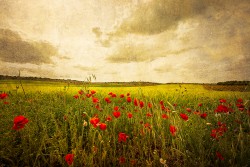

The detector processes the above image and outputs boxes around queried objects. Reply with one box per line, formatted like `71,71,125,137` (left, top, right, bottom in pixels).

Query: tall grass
0,82,249,166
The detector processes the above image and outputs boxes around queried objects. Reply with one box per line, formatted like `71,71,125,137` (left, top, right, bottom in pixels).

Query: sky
0,0,249,83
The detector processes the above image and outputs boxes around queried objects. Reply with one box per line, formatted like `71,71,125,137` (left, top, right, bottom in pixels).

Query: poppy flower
219,99,226,103
159,100,164,106
113,111,121,118
127,112,133,118
146,113,152,117
99,123,107,130
114,106,119,111
111,93,117,98
78,90,84,95
65,153,74,165
216,152,224,160
90,117,100,128
134,98,138,106
139,101,144,108
180,113,188,121
200,113,207,119
186,108,192,112
169,125,177,136
162,114,168,119
215,105,229,113
120,94,125,98
198,103,202,107
106,115,112,122
237,98,243,103
12,115,29,130
91,90,96,94
144,123,151,129
236,103,245,111
4,101,9,104
148,103,152,108
73,95,79,99
0,93,8,99
127,93,130,96
92,97,99,103
118,132,128,142
104,97,111,103
119,157,126,164
161,105,165,111
86,94,91,98
127,97,132,103
173,103,177,107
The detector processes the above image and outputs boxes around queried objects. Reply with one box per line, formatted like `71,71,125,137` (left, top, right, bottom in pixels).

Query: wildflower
216,152,224,160
114,106,119,111
83,120,88,126
198,103,202,107
92,97,99,103
144,123,151,129
106,115,112,122
134,98,138,106
186,108,192,112
90,117,100,128
104,97,111,103
113,111,121,118
65,154,74,166
127,97,132,103
148,103,152,108
0,93,8,99
78,90,84,95
169,125,177,136
159,100,164,106
73,95,79,99
180,113,188,121
91,90,96,94
146,113,153,117
108,92,113,95
127,112,133,118
215,105,229,113
111,93,117,98
119,156,126,164
118,132,128,142
99,123,107,130
86,94,91,98
236,103,245,111
173,103,177,107
12,115,29,130
139,101,144,108
127,93,130,96
120,94,125,98
200,113,207,119
4,101,9,104
162,114,168,119
237,98,243,103
219,99,226,103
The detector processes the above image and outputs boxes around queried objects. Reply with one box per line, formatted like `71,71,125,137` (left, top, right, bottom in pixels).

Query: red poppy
219,99,226,103
90,117,100,128
148,103,152,108
198,103,202,107
4,101,9,104
144,123,151,129
113,111,121,118
236,103,245,111
146,113,152,117
161,105,165,111
104,97,111,103
139,101,144,108
65,153,74,165
73,95,79,99
134,98,138,106
159,100,164,106
214,105,229,113
173,103,177,107
180,113,188,121
114,106,119,111
0,93,8,99
169,125,177,136
127,97,132,103
120,94,125,98
119,156,126,164
127,112,133,118
237,98,243,103
186,108,192,112
92,97,99,103
91,90,96,94
127,93,130,96
78,90,84,95
200,113,207,119
162,114,168,119
86,93,91,98
111,93,117,98
118,132,128,142
106,115,112,122
216,152,224,160
99,123,107,130
12,115,29,130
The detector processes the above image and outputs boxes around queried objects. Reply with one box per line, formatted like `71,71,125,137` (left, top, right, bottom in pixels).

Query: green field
0,80,249,166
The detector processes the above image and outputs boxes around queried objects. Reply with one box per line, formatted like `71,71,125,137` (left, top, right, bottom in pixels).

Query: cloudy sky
0,0,249,83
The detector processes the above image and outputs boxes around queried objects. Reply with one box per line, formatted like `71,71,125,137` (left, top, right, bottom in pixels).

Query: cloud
74,65,98,72
0,29,58,65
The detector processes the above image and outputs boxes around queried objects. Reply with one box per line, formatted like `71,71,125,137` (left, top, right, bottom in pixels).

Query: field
0,80,249,167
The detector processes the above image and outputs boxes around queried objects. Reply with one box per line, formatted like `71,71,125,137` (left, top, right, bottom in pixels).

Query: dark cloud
0,29,58,65
116,0,249,35
74,65,98,71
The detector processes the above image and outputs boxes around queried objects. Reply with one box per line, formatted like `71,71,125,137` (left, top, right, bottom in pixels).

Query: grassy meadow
0,80,249,167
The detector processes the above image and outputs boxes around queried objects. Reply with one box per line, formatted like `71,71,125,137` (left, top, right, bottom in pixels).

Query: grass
0,80,249,166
